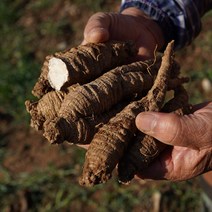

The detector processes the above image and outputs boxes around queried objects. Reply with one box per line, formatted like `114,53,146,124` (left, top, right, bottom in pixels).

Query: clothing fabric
120,0,212,49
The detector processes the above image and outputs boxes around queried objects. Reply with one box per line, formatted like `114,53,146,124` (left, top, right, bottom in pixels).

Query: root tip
43,119,65,144
79,167,111,187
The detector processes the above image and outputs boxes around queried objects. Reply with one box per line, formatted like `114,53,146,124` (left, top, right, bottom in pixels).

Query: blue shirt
120,0,212,49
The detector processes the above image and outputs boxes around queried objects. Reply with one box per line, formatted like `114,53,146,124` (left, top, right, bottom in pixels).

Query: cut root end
48,57,69,91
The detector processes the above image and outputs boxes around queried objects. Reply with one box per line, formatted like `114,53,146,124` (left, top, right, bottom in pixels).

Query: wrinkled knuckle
167,114,183,145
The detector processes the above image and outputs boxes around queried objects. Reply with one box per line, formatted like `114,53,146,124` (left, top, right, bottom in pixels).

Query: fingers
135,102,212,150
81,10,162,60
136,145,212,181
82,12,110,44
135,146,174,180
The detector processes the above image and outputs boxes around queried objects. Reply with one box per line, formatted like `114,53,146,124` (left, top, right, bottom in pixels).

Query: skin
136,102,212,181
81,7,212,181
82,8,165,60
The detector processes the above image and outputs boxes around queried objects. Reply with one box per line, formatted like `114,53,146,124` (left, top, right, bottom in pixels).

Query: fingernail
136,113,157,133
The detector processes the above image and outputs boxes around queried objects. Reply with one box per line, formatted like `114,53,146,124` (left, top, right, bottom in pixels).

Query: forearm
120,0,212,50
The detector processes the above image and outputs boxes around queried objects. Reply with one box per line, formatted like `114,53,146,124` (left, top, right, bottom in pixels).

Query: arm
121,0,212,49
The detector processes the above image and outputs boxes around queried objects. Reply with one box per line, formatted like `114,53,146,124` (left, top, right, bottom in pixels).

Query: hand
82,7,165,60
135,101,212,181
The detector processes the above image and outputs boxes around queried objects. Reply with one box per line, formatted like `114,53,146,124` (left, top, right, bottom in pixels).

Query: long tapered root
79,164,112,186
32,41,138,98
79,41,175,186
117,85,191,184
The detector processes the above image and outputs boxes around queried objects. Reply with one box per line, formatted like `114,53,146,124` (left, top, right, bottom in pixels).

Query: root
26,40,192,187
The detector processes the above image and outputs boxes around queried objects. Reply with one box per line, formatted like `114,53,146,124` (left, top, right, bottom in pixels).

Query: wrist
121,7,165,51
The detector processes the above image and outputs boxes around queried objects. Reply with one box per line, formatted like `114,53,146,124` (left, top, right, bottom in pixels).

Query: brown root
79,41,175,186
118,85,192,184
26,40,192,187
32,55,53,98
25,90,66,130
43,101,128,144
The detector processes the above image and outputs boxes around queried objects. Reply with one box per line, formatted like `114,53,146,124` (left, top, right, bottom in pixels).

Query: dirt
0,112,76,175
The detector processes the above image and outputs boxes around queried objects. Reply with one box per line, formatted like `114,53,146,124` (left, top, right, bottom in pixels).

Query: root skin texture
79,41,175,187
32,55,53,98
118,85,192,184
25,90,66,130
43,102,128,145
32,41,137,98
26,40,192,187
43,59,162,144
26,85,78,131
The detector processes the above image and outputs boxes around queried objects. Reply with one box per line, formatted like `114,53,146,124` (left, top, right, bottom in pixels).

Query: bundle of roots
26,40,192,187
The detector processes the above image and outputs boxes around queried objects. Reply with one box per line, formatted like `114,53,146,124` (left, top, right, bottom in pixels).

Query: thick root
26,40,192,187
32,41,138,97
79,41,175,186
43,102,128,144
25,90,66,130
118,86,192,184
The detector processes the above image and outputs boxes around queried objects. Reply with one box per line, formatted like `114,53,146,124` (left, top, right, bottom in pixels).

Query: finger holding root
117,86,192,184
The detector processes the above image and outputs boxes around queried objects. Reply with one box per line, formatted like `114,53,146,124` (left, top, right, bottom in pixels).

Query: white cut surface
48,57,68,90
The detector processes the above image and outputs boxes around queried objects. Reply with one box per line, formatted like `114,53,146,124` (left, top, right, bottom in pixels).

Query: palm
137,146,211,181
82,9,164,60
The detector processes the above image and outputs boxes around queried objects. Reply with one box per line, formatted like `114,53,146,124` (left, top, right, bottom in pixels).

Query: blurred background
0,0,211,211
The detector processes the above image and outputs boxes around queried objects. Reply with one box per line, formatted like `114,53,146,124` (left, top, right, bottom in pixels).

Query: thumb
82,12,110,44
135,103,212,150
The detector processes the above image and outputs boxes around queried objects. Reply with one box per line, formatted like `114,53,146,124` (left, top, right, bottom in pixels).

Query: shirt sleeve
120,0,212,50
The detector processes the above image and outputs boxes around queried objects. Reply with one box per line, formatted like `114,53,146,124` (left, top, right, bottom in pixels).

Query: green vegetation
0,0,211,211
0,165,202,211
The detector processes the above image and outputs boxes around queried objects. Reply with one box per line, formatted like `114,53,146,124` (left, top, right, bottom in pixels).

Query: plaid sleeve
120,0,212,50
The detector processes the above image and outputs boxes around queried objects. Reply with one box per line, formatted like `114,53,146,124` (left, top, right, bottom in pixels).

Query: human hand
82,7,165,60
135,101,212,181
